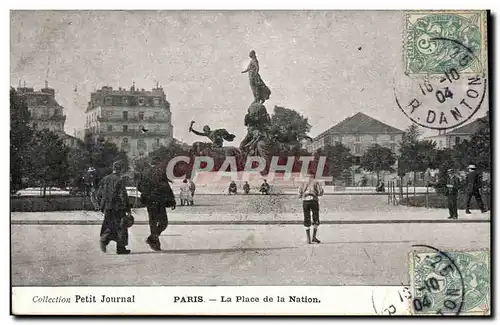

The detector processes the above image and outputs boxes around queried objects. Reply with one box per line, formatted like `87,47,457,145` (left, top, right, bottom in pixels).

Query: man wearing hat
96,160,132,254
446,168,461,220
137,156,176,251
465,164,487,214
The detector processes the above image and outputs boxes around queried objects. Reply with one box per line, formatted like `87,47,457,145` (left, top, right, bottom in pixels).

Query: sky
10,10,489,144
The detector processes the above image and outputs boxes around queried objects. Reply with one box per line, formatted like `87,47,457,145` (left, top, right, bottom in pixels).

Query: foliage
10,88,34,193
316,142,353,182
360,144,396,181
268,105,312,151
25,130,69,195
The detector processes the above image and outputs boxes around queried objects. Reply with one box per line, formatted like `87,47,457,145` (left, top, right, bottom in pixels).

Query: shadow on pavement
129,246,297,255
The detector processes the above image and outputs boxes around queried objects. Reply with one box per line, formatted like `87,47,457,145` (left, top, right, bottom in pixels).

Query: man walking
298,174,324,244
138,157,176,251
96,161,132,254
465,164,487,214
446,168,461,220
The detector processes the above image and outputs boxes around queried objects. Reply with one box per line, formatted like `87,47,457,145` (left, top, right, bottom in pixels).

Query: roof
315,112,404,140
446,116,489,135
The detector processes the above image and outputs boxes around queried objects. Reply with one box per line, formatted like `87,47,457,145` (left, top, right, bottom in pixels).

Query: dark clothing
138,166,176,207
303,200,320,228
100,209,129,247
466,191,485,211
465,171,485,211
146,202,168,239
96,172,130,249
96,173,130,213
465,170,482,193
243,184,250,194
138,166,176,242
260,183,270,194
446,175,461,218
448,194,458,218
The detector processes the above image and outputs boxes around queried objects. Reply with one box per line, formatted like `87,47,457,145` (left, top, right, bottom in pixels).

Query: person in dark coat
96,160,131,254
137,157,176,251
465,165,487,213
446,168,461,220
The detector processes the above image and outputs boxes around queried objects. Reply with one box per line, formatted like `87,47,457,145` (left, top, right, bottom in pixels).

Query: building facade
16,82,82,148
84,84,174,160
424,114,489,149
307,112,405,164
16,81,66,134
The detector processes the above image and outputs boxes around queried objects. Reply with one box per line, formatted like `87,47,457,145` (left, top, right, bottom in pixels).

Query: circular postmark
411,245,466,315
410,245,490,315
395,37,487,130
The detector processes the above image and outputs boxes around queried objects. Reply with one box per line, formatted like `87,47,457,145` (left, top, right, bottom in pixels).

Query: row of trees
10,88,128,195
141,104,490,187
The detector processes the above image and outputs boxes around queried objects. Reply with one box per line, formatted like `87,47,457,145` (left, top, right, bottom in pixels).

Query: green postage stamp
409,248,490,315
404,11,488,76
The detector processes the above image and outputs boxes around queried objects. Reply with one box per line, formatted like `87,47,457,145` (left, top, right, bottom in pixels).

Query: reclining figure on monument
189,121,241,157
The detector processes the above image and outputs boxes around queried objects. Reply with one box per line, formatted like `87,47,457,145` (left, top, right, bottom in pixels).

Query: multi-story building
84,84,174,160
308,112,405,164
16,81,81,148
16,81,66,134
424,114,489,149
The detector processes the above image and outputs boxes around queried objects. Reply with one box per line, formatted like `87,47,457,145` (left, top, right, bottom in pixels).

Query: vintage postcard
10,10,491,316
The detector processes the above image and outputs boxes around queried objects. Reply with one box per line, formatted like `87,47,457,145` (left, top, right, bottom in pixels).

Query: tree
269,105,312,151
360,144,396,182
467,117,490,171
82,133,129,184
10,87,34,193
317,142,353,183
25,130,69,196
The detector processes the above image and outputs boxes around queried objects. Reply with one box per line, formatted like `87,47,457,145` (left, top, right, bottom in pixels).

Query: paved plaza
11,195,490,286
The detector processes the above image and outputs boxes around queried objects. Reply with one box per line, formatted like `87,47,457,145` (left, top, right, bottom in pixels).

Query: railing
387,180,433,208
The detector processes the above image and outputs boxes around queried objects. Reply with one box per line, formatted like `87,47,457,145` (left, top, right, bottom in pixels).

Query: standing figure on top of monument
189,121,236,149
241,50,271,104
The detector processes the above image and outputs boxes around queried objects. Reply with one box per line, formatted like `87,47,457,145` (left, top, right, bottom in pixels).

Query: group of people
445,164,488,220
228,180,270,195
95,157,177,254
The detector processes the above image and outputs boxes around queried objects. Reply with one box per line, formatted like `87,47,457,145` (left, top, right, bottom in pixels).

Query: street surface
11,195,490,286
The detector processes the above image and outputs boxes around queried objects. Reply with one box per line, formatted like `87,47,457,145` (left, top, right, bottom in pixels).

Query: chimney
45,80,48,89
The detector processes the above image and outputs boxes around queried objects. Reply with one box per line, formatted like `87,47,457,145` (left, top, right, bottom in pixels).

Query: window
122,138,129,151
156,139,160,146
390,143,396,152
337,136,343,143
122,97,129,106
355,144,361,154
455,137,460,145
139,112,144,120
123,125,128,132
153,98,160,106
138,138,147,150
105,97,113,106
123,111,128,121
355,134,360,142
390,135,395,141
138,97,145,106
439,140,443,147
107,125,112,132
154,112,160,118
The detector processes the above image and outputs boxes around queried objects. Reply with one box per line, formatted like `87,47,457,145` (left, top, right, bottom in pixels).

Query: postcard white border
12,286,411,315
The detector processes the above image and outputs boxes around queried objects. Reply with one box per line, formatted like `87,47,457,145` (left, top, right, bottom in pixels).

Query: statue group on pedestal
189,50,272,161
